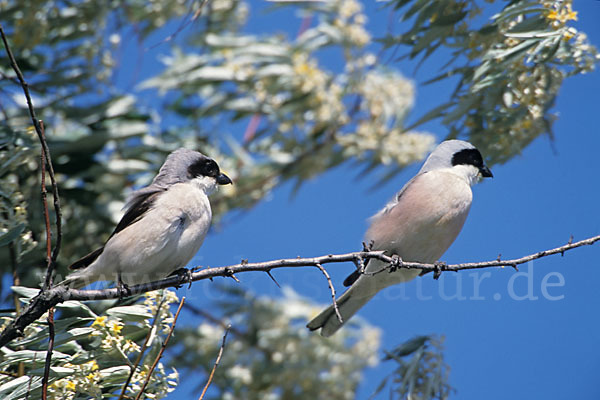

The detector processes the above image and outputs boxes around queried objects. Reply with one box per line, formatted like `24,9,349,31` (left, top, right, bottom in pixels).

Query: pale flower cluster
48,360,101,400
183,287,380,399
42,291,180,399
284,53,348,129
125,364,179,399
339,70,435,165
332,0,371,47
341,125,436,165
89,315,141,355
143,289,180,332
360,71,415,123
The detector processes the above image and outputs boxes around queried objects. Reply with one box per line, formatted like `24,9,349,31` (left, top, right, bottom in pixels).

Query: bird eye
204,160,219,177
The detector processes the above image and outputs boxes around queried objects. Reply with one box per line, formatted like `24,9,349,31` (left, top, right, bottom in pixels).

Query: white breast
91,181,213,285
360,170,473,290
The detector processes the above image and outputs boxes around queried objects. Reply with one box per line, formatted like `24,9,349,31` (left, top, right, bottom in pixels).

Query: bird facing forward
307,140,492,336
60,149,232,288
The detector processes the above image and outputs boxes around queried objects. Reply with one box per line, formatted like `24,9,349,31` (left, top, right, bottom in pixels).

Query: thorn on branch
497,254,502,261
352,255,365,274
241,259,248,265
362,240,374,252
224,268,240,283
1,235,600,348
265,269,281,288
562,235,574,256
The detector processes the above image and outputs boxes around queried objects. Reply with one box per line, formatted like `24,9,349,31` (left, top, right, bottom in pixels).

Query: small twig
39,122,54,290
0,24,62,287
198,325,231,400
148,0,208,50
134,297,185,400
314,263,342,324
1,235,599,347
41,308,55,400
24,351,37,400
118,296,167,400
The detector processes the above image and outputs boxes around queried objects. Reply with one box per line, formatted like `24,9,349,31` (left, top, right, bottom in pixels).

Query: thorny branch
1,23,65,395
0,23,63,290
1,234,598,348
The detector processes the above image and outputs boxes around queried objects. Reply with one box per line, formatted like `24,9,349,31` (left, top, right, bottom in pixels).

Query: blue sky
118,1,600,398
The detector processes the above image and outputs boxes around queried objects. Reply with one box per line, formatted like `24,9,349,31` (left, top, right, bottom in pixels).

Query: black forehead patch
451,148,484,168
188,157,220,179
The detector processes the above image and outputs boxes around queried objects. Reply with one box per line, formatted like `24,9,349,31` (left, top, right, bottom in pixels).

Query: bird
307,140,492,336
59,148,232,289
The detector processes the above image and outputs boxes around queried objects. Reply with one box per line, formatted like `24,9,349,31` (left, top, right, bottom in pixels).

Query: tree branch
118,295,168,400
0,23,63,289
198,324,230,400
0,234,598,348
134,297,185,400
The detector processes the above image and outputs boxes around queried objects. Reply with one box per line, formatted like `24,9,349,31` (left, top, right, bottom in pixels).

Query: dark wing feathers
68,189,164,270
343,270,361,287
111,190,163,238
69,247,104,270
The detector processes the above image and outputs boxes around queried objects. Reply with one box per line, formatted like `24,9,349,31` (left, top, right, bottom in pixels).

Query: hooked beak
216,173,232,185
479,165,493,178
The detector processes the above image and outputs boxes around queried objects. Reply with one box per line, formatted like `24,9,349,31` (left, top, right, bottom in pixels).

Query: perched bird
307,140,492,336
60,149,232,288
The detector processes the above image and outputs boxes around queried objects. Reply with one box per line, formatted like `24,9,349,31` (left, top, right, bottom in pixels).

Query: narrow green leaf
0,224,25,247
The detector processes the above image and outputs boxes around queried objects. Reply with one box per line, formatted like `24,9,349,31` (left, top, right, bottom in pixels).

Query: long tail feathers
55,272,88,289
307,287,375,337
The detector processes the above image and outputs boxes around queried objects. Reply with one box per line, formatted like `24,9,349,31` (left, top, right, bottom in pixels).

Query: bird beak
480,165,493,178
216,173,232,185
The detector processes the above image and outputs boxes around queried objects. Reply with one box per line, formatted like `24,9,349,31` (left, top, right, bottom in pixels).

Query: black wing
68,190,164,270
110,190,163,238
69,247,105,270
342,258,371,287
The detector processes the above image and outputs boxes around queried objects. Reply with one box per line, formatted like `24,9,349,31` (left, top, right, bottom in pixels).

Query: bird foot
170,268,193,289
433,261,446,280
117,276,131,300
388,254,403,272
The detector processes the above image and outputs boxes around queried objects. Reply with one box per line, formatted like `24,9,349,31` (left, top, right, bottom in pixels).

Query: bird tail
55,271,89,289
306,286,375,337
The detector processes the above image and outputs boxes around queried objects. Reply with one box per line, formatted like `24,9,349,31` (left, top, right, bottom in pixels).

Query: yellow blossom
108,320,124,335
89,360,99,371
546,3,577,23
65,381,76,391
91,316,106,327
